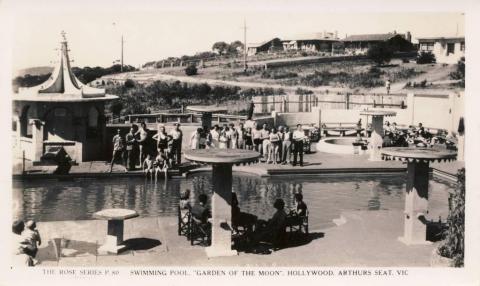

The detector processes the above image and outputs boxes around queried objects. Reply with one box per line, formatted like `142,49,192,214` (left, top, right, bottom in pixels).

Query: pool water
13,173,455,231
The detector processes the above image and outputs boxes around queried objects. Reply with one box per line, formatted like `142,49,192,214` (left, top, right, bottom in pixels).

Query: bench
177,205,191,238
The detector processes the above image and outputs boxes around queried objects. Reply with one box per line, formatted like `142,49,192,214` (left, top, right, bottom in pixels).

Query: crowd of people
381,121,457,148
179,188,308,251
110,121,313,173
109,122,184,178
189,122,309,166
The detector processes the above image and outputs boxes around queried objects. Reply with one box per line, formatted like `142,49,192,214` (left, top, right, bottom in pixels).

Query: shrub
367,42,394,66
185,65,198,76
450,57,465,87
416,52,436,64
124,79,135,88
438,168,465,267
295,88,314,95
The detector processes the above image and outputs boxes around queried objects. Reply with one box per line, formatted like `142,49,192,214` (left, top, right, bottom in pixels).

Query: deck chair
189,216,211,246
286,210,309,235
177,205,191,238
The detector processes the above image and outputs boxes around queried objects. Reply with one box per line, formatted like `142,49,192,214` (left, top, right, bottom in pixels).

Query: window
461,42,465,51
447,43,455,55
421,42,434,51
20,105,33,138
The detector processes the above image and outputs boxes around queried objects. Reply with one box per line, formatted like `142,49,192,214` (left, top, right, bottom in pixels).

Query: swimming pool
13,173,455,231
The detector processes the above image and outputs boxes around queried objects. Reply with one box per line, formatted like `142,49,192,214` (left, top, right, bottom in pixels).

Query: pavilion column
399,161,431,245
201,112,213,130
29,119,44,162
369,115,384,161
207,163,237,257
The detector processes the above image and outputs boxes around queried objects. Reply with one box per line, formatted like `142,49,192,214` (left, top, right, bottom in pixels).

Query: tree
228,40,244,54
367,42,394,66
185,65,198,76
212,41,229,54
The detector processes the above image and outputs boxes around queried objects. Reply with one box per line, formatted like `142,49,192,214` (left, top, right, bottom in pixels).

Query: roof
417,36,465,42
342,33,401,42
14,32,116,102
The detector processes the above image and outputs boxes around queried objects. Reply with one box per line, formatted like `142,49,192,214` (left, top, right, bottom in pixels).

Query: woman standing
153,125,172,156
189,128,202,150
268,127,281,164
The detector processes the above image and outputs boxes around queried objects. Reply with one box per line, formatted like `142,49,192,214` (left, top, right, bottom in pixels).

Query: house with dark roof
342,32,412,55
247,38,283,56
417,36,465,64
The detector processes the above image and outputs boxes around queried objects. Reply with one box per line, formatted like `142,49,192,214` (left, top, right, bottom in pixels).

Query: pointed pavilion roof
15,32,117,102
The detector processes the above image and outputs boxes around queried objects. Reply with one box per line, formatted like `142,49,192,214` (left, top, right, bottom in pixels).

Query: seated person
232,192,257,233
142,154,154,176
191,194,211,224
180,189,191,210
292,193,307,217
154,152,168,179
252,199,287,245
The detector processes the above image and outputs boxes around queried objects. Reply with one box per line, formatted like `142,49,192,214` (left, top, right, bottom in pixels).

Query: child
179,189,191,210
142,154,154,177
22,220,42,261
154,152,168,180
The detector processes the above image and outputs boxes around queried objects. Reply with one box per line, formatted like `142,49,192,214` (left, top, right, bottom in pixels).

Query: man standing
125,126,136,171
136,122,149,168
237,123,245,149
260,123,270,161
292,124,305,167
110,129,127,173
170,123,183,166
210,125,220,148
385,78,391,95
281,126,292,165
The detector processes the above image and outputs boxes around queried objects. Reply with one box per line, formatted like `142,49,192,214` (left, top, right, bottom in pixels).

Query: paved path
34,210,438,267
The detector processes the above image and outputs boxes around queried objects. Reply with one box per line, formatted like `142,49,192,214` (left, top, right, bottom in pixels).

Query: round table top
184,149,261,164
360,110,397,117
186,105,228,113
381,147,457,163
93,209,139,220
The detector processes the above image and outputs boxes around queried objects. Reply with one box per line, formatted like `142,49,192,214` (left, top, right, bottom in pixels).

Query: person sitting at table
291,193,308,217
232,192,257,234
251,199,287,247
191,194,211,224
180,189,192,210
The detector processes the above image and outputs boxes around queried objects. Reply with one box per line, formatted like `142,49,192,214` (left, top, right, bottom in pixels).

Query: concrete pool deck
32,210,441,267
13,150,463,180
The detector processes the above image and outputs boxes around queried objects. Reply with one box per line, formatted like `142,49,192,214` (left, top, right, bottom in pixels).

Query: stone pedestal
184,149,261,258
98,220,127,254
93,208,139,255
382,147,457,247
369,116,384,161
206,164,237,257
398,161,432,245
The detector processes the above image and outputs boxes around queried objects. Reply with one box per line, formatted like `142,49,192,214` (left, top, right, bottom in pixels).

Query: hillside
14,66,53,77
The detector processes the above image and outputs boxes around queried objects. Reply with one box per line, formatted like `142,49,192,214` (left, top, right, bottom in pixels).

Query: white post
369,115,384,161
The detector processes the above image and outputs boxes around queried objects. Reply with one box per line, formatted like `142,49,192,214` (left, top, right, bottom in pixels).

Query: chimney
335,30,338,39
405,31,412,42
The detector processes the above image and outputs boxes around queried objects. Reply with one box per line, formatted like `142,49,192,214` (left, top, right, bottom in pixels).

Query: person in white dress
189,128,202,150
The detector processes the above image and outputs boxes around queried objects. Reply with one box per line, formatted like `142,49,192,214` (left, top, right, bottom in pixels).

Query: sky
5,0,465,71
